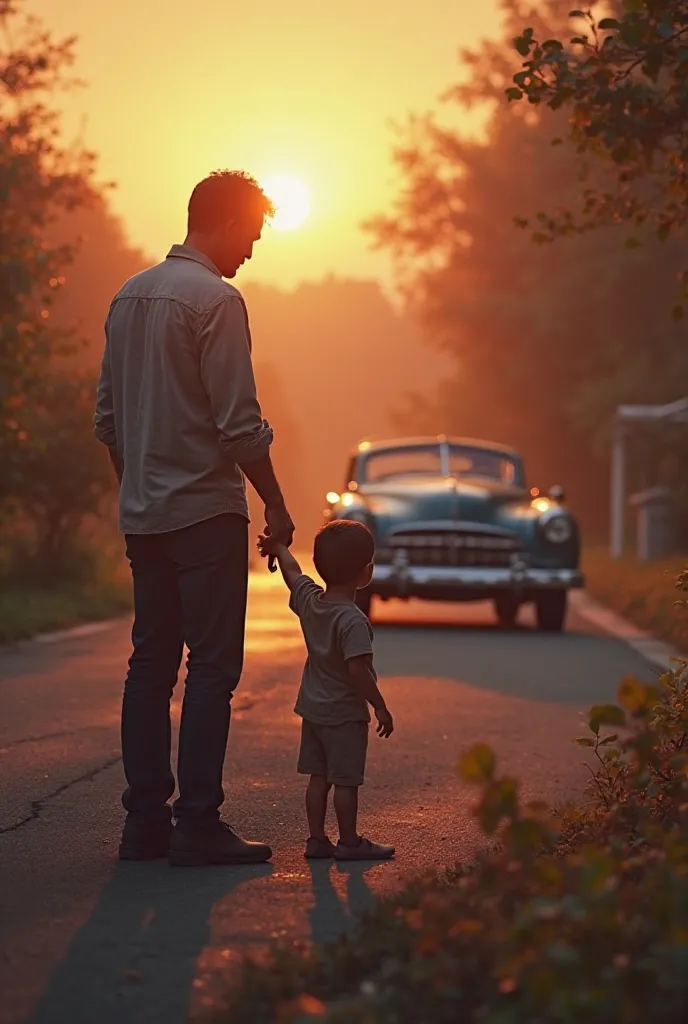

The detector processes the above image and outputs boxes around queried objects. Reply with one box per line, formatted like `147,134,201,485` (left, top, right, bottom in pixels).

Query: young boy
258,520,395,860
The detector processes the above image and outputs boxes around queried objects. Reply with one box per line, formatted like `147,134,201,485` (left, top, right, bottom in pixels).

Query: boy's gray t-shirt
290,574,373,726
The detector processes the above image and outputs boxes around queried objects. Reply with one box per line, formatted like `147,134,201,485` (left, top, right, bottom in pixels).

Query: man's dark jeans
122,513,248,829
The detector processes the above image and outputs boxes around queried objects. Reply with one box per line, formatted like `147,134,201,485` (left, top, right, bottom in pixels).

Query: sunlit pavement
0,563,658,1024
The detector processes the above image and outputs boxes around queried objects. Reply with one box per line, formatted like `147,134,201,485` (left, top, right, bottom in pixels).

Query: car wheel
355,587,373,620
494,594,519,629
535,591,567,632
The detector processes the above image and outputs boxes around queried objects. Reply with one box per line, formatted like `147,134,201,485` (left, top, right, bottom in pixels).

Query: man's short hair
314,520,375,586
187,170,275,233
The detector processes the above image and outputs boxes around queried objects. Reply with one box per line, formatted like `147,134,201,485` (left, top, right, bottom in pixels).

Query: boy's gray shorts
297,718,369,787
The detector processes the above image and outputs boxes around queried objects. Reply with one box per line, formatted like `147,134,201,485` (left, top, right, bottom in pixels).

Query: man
94,170,294,867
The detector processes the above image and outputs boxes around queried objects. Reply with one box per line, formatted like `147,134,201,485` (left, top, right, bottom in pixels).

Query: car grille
384,530,525,568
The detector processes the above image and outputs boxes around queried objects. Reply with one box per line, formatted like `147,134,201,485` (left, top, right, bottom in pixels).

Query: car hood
359,476,532,537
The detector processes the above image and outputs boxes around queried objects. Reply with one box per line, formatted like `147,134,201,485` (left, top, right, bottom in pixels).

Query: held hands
264,501,294,549
257,533,283,558
375,706,394,739
262,501,294,572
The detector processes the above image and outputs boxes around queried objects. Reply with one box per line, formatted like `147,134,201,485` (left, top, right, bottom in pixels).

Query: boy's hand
375,706,394,738
257,533,278,557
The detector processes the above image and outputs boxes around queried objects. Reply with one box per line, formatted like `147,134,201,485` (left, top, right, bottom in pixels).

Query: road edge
570,590,684,674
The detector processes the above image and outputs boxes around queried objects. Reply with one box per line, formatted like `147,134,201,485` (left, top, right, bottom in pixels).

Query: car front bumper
371,563,584,599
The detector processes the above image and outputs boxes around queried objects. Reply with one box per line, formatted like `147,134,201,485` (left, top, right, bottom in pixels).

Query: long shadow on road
307,861,378,947
30,861,272,1024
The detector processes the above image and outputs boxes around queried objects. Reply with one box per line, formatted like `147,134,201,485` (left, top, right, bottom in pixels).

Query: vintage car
323,435,584,631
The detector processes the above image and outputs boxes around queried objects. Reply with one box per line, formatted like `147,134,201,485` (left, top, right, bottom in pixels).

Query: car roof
350,435,521,458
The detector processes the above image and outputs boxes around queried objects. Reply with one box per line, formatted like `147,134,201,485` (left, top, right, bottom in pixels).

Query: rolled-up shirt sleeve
94,337,118,448
198,294,273,465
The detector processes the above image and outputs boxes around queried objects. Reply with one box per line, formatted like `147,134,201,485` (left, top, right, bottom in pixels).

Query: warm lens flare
262,174,310,231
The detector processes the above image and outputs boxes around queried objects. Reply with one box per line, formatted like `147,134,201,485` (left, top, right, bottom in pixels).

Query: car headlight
541,513,573,544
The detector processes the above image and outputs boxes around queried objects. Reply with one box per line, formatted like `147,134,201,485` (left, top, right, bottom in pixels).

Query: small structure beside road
610,396,688,558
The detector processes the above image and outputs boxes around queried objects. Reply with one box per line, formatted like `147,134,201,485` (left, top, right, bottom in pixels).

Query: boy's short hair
314,520,374,585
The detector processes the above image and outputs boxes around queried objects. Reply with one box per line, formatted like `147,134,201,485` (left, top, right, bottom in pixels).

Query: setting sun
261,174,311,232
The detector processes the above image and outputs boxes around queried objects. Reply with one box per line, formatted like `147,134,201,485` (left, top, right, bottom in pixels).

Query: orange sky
32,0,501,288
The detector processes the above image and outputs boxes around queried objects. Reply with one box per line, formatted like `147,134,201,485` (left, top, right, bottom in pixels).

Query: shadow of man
31,860,273,1024
307,861,378,948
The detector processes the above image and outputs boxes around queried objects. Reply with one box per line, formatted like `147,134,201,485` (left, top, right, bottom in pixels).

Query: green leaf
514,36,531,57
503,818,549,853
574,737,596,747
599,18,620,30
568,9,585,16
617,678,662,714
459,743,496,783
506,87,523,102
618,676,647,713
589,704,626,731
476,777,519,833
598,734,619,746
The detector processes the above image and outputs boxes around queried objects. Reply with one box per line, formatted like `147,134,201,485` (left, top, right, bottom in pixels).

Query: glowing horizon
31,0,502,287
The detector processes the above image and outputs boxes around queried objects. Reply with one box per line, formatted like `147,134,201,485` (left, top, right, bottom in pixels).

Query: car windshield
361,444,519,485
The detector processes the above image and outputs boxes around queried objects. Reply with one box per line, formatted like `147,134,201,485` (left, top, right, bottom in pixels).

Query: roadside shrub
1,371,115,583
583,549,688,653
219,660,688,1024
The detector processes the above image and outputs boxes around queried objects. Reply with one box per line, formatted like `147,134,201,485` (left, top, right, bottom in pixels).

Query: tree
5,371,113,578
509,1,688,315
0,1,119,575
365,0,688,535
0,2,100,496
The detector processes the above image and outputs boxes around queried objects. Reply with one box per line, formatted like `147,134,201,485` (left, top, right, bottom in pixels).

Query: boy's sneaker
168,821,272,867
304,836,337,859
118,817,173,861
334,837,395,861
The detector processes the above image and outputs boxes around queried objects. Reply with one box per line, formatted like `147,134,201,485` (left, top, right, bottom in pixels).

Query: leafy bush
218,658,688,1024
2,371,115,581
0,576,131,644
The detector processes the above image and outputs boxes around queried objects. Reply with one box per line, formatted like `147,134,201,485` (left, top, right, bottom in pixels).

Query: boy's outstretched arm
257,537,303,591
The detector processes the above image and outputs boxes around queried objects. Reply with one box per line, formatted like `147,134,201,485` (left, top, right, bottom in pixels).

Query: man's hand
264,500,295,549
375,706,394,738
107,447,124,485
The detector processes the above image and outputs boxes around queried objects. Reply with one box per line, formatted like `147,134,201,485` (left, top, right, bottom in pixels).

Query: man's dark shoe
118,818,173,861
168,821,273,867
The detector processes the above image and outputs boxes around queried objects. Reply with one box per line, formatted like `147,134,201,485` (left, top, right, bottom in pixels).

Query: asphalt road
0,568,658,1024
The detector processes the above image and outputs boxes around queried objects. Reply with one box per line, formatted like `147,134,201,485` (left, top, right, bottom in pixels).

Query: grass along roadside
0,526,133,645
0,576,132,645
583,548,687,653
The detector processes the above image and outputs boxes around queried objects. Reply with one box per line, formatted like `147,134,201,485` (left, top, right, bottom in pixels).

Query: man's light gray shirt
94,245,272,534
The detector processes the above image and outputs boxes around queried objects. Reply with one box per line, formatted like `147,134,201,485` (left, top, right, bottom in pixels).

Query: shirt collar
166,243,222,278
